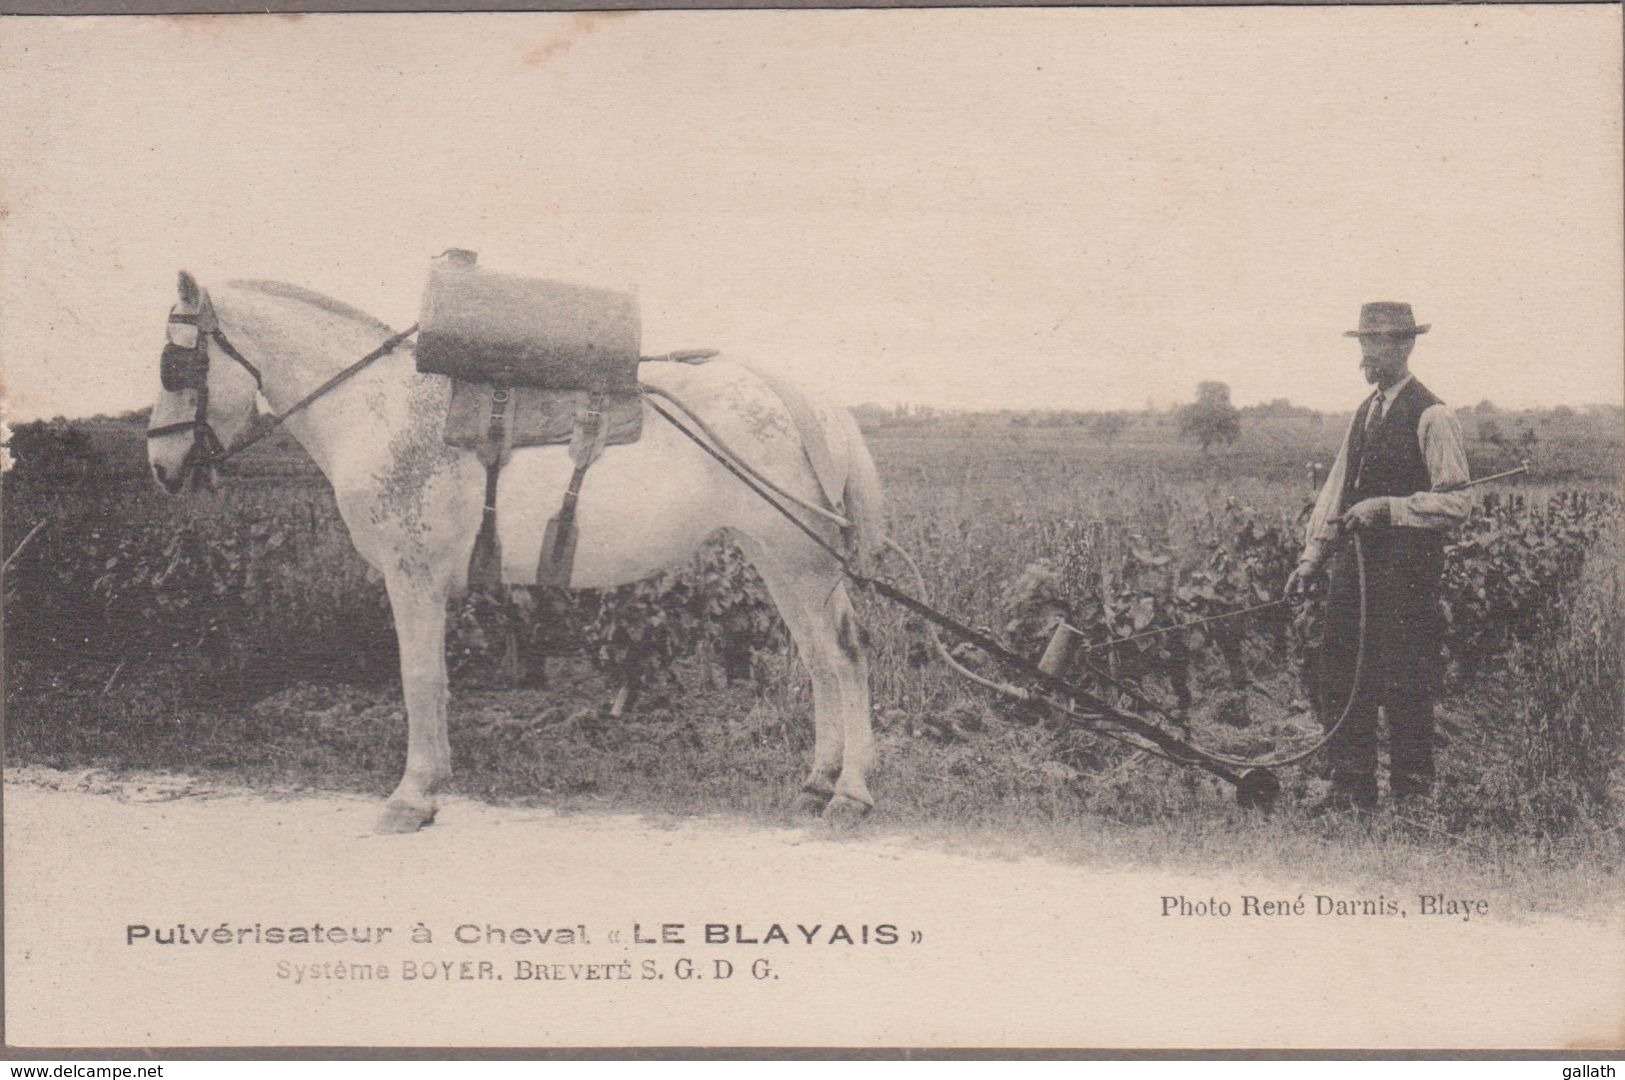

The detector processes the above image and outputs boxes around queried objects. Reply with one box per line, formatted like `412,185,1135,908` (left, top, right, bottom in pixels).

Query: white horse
146,271,884,832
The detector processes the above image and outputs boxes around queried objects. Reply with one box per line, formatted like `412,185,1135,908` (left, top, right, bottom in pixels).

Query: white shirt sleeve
1299,416,1355,568
1388,404,1471,529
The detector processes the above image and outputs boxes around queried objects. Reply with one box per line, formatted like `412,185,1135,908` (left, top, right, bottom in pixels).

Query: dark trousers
1316,528,1445,804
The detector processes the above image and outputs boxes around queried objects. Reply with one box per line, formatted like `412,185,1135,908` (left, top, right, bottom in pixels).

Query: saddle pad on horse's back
443,382,642,453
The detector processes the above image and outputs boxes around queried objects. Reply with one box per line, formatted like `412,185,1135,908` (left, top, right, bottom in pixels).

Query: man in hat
1285,302,1471,812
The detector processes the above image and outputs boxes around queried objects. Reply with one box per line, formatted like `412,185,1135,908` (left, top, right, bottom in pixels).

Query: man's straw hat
1344,301,1430,338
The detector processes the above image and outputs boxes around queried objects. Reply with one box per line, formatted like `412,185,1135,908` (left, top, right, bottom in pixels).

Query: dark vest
1340,377,1442,510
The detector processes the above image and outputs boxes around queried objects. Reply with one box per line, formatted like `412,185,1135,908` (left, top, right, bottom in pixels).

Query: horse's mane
225,279,396,336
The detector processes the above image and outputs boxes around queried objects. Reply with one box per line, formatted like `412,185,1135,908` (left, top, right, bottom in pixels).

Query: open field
5,405,1622,917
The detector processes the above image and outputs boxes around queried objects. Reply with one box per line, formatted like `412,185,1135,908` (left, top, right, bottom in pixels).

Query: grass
11,653,1619,921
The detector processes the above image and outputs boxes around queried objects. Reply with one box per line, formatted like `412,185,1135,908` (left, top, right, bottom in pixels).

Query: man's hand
1340,497,1392,531
1285,561,1322,600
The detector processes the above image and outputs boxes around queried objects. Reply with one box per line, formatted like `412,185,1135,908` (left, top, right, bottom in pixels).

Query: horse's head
146,271,263,494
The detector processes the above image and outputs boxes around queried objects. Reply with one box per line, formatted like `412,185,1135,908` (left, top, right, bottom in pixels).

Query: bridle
146,298,264,480
145,289,420,484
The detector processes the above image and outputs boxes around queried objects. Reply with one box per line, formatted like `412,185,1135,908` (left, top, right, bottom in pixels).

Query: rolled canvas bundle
415,251,641,392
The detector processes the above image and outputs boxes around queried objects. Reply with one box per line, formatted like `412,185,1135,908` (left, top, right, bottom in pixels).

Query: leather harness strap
535,392,609,588
466,386,511,591
207,328,264,387
148,303,417,477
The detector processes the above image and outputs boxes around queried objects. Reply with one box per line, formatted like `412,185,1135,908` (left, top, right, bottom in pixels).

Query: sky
1,8,1621,421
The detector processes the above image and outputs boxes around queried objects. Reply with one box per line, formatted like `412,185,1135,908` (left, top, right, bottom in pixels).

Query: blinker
161,341,207,392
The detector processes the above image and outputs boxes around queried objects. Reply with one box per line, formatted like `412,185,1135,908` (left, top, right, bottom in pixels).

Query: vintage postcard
2,7,1621,1051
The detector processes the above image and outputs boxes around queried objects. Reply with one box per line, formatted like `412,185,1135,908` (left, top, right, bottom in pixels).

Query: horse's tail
833,405,886,573
730,360,886,571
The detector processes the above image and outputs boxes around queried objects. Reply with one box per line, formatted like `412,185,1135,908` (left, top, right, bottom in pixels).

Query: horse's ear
177,270,201,307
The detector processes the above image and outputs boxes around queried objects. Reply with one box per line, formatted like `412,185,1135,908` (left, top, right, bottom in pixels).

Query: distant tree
849,403,890,430
1475,399,1499,416
1242,397,1314,419
1178,381,1242,453
7,419,105,481
1092,412,1129,445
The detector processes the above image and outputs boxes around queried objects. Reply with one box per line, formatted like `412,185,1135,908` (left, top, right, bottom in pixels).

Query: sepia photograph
1,5,1621,1052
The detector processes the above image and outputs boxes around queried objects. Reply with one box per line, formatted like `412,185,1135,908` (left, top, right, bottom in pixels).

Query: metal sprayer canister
415,250,642,392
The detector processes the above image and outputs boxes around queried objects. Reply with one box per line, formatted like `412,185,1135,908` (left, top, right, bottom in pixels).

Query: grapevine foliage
1441,491,1613,677
993,493,1619,714
7,475,1617,721
449,537,785,694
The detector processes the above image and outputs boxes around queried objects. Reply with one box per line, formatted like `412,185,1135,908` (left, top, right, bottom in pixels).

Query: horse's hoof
792,788,833,817
376,801,436,834
821,793,873,828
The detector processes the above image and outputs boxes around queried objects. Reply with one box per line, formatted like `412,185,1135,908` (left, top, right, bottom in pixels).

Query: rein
147,312,418,474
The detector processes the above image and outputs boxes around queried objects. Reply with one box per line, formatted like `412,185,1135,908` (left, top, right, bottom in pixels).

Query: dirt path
5,771,1621,1049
